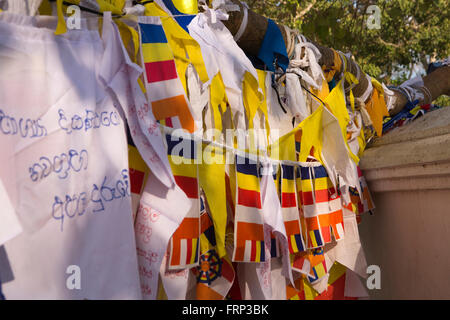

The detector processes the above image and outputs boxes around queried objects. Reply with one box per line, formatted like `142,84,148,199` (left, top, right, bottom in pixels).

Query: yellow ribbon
257,69,271,142
210,73,228,132
198,145,228,258
324,77,360,163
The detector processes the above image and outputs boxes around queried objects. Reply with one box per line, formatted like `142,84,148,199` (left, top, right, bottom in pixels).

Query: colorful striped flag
348,166,375,222
281,164,306,254
193,195,235,300
138,16,197,134
305,248,328,283
297,162,345,249
290,247,327,281
286,262,357,300
232,155,266,263
166,133,201,269
199,195,216,254
358,166,375,214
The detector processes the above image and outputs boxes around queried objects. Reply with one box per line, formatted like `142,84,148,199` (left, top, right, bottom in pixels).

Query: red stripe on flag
321,226,331,243
186,239,192,264
301,188,335,205
129,169,145,194
174,175,198,199
250,240,256,261
165,117,173,127
237,188,262,208
292,255,306,270
288,238,294,253
282,192,297,207
171,239,181,266
284,220,301,235
200,212,213,234
234,245,245,262
145,60,178,83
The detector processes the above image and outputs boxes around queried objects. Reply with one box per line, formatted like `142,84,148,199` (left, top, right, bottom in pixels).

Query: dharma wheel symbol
196,250,222,285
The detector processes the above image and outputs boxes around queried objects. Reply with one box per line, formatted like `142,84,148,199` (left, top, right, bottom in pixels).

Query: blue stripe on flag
236,156,259,176
300,165,329,180
282,164,294,180
194,240,199,262
162,0,183,15
175,16,195,33
260,241,265,261
313,230,323,247
166,134,196,160
139,23,168,44
270,238,277,257
294,234,304,252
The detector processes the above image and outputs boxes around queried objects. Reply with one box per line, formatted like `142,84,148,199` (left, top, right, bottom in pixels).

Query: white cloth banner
0,12,141,299
135,170,191,299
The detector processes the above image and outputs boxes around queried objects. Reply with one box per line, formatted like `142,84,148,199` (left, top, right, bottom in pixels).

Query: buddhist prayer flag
297,162,345,249
139,16,197,133
193,195,235,300
358,166,375,214
199,195,216,254
281,164,306,254
286,262,357,300
305,248,328,283
233,155,266,263
194,250,235,300
348,166,375,221
166,133,201,269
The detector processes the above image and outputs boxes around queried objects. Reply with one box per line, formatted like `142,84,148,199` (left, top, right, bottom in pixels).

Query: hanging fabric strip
139,16,197,133
233,1,248,42
159,15,209,98
324,78,360,164
165,132,201,269
198,144,228,258
193,195,235,300
281,164,305,254
187,9,262,130
232,154,266,263
297,162,344,249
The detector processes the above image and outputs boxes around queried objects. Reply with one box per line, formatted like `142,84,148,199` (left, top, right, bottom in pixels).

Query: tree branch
294,0,316,21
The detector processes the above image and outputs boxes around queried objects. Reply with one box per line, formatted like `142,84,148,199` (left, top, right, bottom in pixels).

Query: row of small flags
135,17,373,299
159,129,352,264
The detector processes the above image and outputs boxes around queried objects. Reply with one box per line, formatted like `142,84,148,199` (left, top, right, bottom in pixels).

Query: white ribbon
123,4,145,16
233,1,249,42
198,0,240,25
288,35,324,90
359,74,373,103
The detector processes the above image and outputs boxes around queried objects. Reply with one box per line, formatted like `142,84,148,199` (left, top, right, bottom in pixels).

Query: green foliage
433,95,450,107
244,0,450,84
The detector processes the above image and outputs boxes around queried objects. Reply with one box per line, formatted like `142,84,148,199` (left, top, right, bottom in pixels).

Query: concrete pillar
359,107,450,299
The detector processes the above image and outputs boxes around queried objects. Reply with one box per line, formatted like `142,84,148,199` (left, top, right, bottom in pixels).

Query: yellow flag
156,15,208,95
210,73,228,132
257,69,271,140
365,87,389,137
198,145,228,258
270,105,323,163
324,79,359,163
242,72,262,129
